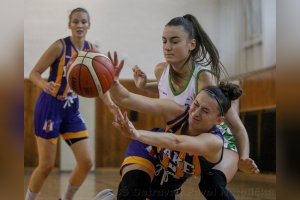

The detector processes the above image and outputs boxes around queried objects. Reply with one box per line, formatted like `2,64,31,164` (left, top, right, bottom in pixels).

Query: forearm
135,130,179,150
232,124,250,159
141,82,158,94
101,91,115,107
134,131,222,157
29,71,48,90
110,81,131,107
225,107,250,159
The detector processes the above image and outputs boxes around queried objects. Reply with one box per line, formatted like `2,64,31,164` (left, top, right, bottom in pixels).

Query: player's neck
70,36,85,51
169,61,192,88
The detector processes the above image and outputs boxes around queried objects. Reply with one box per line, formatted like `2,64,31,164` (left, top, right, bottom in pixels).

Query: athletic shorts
34,91,88,144
121,136,187,200
217,122,238,152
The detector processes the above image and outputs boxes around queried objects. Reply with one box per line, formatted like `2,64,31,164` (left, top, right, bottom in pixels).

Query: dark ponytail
166,14,227,81
202,82,242,116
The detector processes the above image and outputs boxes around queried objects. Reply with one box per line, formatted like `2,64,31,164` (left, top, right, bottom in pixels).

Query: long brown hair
166,14,228,81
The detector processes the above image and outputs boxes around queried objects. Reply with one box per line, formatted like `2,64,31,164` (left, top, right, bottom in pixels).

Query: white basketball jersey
158,63,211,107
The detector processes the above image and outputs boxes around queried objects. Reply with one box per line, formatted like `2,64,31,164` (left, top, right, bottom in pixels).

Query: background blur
24,0,276,172
3,0,300,199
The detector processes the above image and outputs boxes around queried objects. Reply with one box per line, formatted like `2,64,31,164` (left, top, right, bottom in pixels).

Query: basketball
66,50,115,98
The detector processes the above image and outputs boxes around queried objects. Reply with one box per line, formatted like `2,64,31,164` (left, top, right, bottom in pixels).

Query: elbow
29,71,34,82
29,70,39,82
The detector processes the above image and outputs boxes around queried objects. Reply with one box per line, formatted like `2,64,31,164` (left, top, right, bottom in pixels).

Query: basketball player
131,14,258,199
25,7,120,200
95,64,243,199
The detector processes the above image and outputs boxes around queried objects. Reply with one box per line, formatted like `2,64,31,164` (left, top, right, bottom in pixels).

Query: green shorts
216,122,238,152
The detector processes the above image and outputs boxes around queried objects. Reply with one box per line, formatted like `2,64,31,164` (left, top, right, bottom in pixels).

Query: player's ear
189,38,196,51
215,116,224,125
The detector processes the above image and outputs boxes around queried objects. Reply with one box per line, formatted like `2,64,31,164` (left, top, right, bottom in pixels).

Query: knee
117,170,151,200
199,169,235,200
37,162,55,177
199,169,227,193
78,158,93,171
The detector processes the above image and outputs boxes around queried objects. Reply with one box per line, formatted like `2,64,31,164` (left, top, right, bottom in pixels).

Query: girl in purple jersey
25,8,120,200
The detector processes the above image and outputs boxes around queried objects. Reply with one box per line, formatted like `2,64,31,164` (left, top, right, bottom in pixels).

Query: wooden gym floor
24,168,276,200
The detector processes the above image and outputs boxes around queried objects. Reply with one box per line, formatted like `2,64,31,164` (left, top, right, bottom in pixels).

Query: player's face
162,25,196,69
188,91,223,134
69,11,90,39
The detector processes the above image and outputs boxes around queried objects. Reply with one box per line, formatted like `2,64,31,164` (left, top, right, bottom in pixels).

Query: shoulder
154,62,168,80
196,69,217,91
197,132,223,150
44,39,64,59
51,39,64,52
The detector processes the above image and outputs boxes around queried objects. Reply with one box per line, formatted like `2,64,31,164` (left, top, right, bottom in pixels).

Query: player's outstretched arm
108,51,184,121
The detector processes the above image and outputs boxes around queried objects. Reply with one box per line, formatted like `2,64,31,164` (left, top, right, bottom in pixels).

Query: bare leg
213,149,239,183
61,139,93,200
68,139,93,185
199,149,239,200
26,137,57,197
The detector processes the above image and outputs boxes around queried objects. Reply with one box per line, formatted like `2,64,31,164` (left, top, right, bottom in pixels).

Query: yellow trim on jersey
48,138,58,144
62,47,77,97
53,39,67,97
161,153,169,168
61,130,89,140
121,156,156,175
165,111,189,132
35,135,58,145
193,155,201,176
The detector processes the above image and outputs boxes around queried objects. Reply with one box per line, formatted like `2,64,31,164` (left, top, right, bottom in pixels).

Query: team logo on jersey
146,146,157,158
162,149,194,176
43,120,53,133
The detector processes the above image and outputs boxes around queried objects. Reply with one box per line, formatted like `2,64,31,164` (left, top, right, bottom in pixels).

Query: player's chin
75,32,86,38
164,57,174,63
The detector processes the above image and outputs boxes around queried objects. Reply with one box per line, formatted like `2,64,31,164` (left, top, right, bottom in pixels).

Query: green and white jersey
158,63,237,152
158,63,211,107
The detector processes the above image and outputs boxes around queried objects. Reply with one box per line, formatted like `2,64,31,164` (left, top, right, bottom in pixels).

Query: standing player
131,14,259,199
25,7,120,200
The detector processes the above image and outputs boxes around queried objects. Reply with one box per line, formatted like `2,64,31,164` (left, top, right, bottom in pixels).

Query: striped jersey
48,36,93,98
157,107,224,179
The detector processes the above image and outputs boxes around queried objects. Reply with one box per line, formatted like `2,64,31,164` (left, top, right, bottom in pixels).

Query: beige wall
24,0,220,170
24,0,276,170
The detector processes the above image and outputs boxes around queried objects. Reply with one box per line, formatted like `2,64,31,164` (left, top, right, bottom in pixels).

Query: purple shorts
34,92,88,144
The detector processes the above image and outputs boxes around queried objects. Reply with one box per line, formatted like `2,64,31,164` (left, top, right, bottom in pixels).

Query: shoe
91,189,117,200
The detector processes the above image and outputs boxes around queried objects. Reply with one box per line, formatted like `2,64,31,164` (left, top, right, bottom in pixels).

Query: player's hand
107,103,124,122
107,51,125,82
43,81,60,94
112,111,139,139
238,158,260,174
132,65,147,89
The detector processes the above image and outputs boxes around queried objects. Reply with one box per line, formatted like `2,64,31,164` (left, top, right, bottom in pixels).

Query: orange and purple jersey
33,36,92,144
120,107,224,197
48,36,93,99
